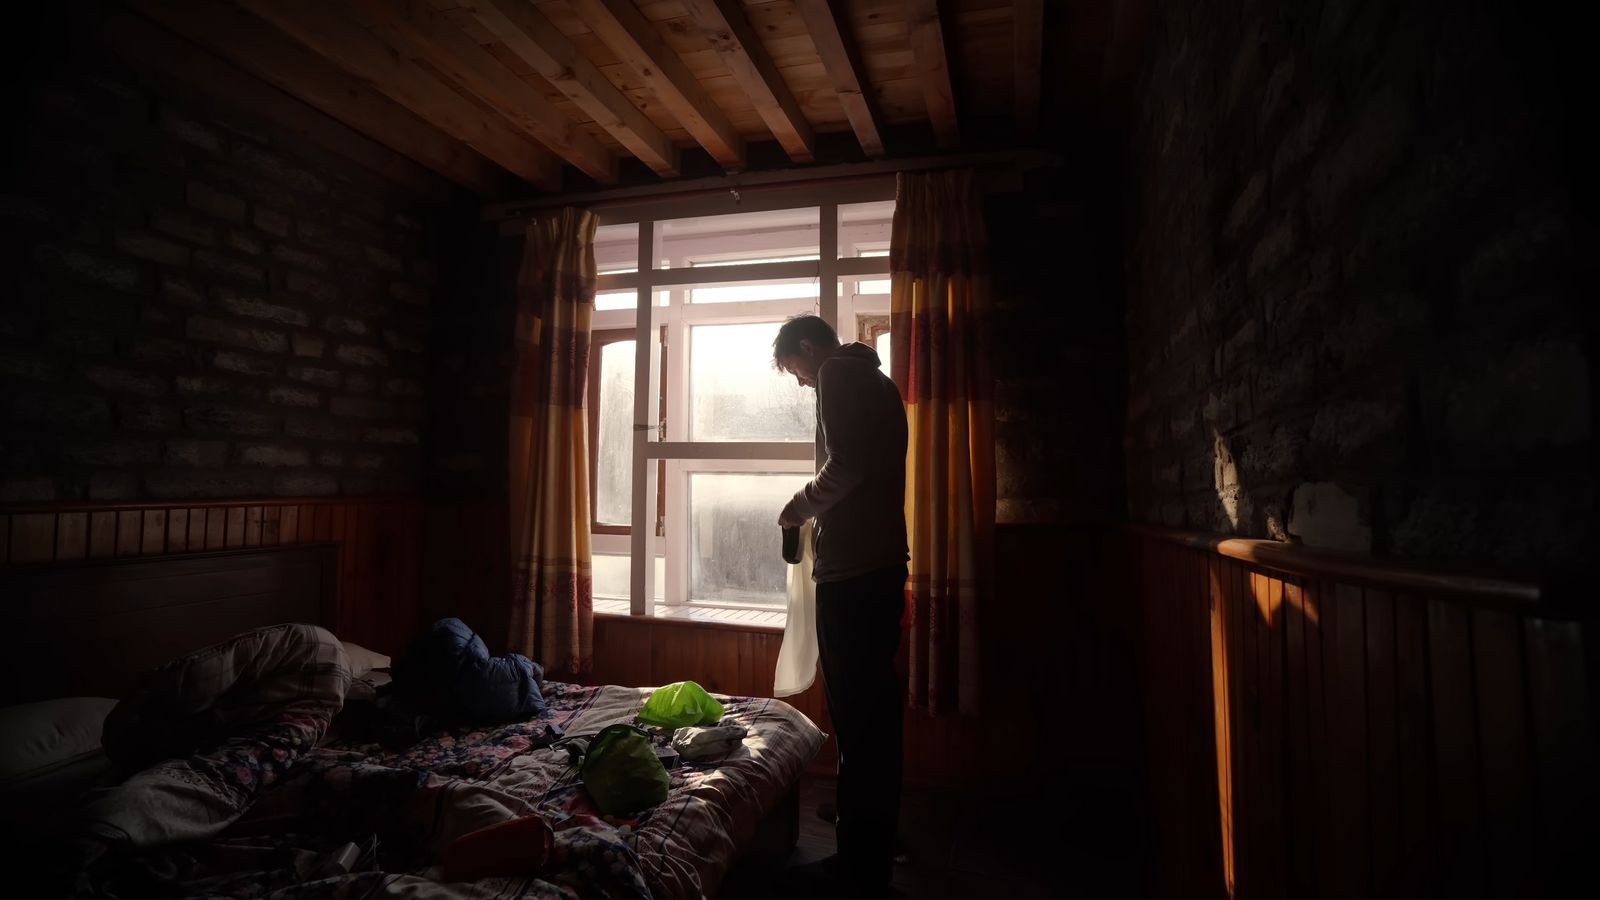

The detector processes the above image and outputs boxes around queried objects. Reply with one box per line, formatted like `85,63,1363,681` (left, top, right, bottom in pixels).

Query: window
586,196,894,616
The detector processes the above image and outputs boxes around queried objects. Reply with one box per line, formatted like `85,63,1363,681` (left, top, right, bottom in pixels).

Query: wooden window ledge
594,597,786,633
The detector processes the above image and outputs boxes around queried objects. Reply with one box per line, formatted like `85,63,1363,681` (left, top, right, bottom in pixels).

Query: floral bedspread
74,682,823,900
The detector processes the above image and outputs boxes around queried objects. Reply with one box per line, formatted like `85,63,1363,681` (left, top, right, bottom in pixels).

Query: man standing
774,314,908,896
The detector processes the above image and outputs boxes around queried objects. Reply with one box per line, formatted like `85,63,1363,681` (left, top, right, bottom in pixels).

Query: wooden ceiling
115,1,1148,198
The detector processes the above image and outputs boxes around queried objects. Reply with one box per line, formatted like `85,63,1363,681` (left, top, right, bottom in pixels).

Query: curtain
889,170,995,716
507,209,597,675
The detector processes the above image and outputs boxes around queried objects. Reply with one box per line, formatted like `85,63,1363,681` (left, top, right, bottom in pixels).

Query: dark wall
990,168,1126,524
1122,0,1596,573
0,26,464,503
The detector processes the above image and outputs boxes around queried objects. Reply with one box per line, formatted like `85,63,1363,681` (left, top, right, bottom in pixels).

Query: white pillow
341,641,391,678
0,697,117,783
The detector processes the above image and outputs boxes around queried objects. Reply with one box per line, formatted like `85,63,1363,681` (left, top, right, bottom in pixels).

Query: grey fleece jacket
787,342,909,583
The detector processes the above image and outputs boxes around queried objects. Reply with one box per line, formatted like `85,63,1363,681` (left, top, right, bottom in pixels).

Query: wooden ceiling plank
907,0,959,148
237,0,561,190
130,0,505,195
465,0,679,177
107,4,456,199
793,0,886,158
1014,0,1043,139
567,0,745,169
357,0,617,183
681,0,815,162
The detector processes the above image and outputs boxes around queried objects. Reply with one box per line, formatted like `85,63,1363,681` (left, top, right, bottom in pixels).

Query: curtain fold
507,209,597,676
889,170,995,716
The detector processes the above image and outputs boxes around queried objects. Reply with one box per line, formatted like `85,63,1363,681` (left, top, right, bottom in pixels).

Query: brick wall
1,41,458,502
1122,0,1595,572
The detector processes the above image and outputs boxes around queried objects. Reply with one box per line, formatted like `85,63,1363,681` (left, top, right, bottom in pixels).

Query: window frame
586,328,665,537
585,188,896,617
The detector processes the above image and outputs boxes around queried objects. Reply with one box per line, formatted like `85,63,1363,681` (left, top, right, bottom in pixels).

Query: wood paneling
0,497,422,656
1125,528,1596,900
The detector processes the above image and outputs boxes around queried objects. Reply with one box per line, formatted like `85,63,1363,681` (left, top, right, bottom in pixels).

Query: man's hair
771,314,839,369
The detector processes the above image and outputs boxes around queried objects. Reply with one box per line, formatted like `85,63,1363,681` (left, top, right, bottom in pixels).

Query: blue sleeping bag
392,618,548,723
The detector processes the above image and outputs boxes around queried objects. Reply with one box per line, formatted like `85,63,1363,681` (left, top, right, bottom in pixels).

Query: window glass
595,223,639,272
689,253,818,269
690,322,815,442
875,331,892,378
856,277,891,295
838,201,894,258
596,340,635,524
688,473,811,606
688,278,819,305
595,287,668,310
658,208,820,267
593,554,665,601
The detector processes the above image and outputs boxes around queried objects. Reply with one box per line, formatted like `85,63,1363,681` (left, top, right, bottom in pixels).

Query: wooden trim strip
0,496,410,514
1125,524,1541,606
485,148,1059,220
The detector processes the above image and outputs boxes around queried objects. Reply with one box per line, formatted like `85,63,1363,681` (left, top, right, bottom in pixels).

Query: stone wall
0,40,457,502
1122,0,1595,572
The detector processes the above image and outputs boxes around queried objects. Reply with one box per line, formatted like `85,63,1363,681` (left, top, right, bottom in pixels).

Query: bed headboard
0,544,337,706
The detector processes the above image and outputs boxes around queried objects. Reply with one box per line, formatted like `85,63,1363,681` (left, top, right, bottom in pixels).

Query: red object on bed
441,813,555,882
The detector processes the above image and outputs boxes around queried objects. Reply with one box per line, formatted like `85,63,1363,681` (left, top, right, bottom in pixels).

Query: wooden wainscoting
0,497,422,655
1124,525,1596,900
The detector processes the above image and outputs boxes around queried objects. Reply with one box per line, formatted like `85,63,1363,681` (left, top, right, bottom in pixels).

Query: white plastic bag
773,520,817,697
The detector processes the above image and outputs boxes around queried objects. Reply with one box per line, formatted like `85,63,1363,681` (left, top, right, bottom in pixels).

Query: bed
0,545,824,899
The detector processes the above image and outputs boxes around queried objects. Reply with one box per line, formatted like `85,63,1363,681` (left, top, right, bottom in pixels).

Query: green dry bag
577,724,669,817
637,680,724,729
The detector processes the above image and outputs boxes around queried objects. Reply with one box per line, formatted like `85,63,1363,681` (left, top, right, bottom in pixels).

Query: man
773,314,908,895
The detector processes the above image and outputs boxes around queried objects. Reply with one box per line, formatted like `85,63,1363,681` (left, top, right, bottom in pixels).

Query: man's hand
778,499,806,528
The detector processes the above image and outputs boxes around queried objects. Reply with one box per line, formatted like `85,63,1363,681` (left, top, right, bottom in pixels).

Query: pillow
342,641,391,679
0,697,117,783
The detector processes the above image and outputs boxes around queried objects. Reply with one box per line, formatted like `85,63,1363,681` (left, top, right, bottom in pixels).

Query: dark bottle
781,525,801,564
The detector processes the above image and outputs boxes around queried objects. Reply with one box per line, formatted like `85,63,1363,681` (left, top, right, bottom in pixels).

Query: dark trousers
815,564,906,888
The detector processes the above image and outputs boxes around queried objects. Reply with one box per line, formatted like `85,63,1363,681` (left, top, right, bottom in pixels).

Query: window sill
594,597,787,633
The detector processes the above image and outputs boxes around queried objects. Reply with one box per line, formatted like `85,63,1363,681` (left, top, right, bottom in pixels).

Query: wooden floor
720,772,1155,899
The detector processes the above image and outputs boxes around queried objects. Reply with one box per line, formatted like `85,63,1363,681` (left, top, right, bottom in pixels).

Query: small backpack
569,724,669,817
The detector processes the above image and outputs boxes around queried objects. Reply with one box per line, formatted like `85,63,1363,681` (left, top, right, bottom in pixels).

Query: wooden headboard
0,544,337,706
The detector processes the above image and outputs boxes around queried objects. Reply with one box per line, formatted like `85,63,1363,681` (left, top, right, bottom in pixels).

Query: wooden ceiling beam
237,0,560,190
681,0,815,163
104,4,453,200
793,0,885,158
567,0,744,170
462,0,678,178
1014,0,1044,140
354,0,616,184
129,0,506,196
907,0,960,149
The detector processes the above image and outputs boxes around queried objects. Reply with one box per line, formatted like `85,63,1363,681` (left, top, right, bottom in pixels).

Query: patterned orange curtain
508,209,596,675
889,170,994,716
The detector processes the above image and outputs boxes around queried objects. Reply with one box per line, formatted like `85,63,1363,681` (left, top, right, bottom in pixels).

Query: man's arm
785,362,872,522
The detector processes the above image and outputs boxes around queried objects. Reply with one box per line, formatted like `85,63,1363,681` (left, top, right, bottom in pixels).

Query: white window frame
585,188,895,617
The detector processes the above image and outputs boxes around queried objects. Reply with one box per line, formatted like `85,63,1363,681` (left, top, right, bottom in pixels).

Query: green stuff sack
637,680,724,728
578,724,669,817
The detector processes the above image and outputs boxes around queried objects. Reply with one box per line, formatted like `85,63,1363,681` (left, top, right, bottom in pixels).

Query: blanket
84,623,350,848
